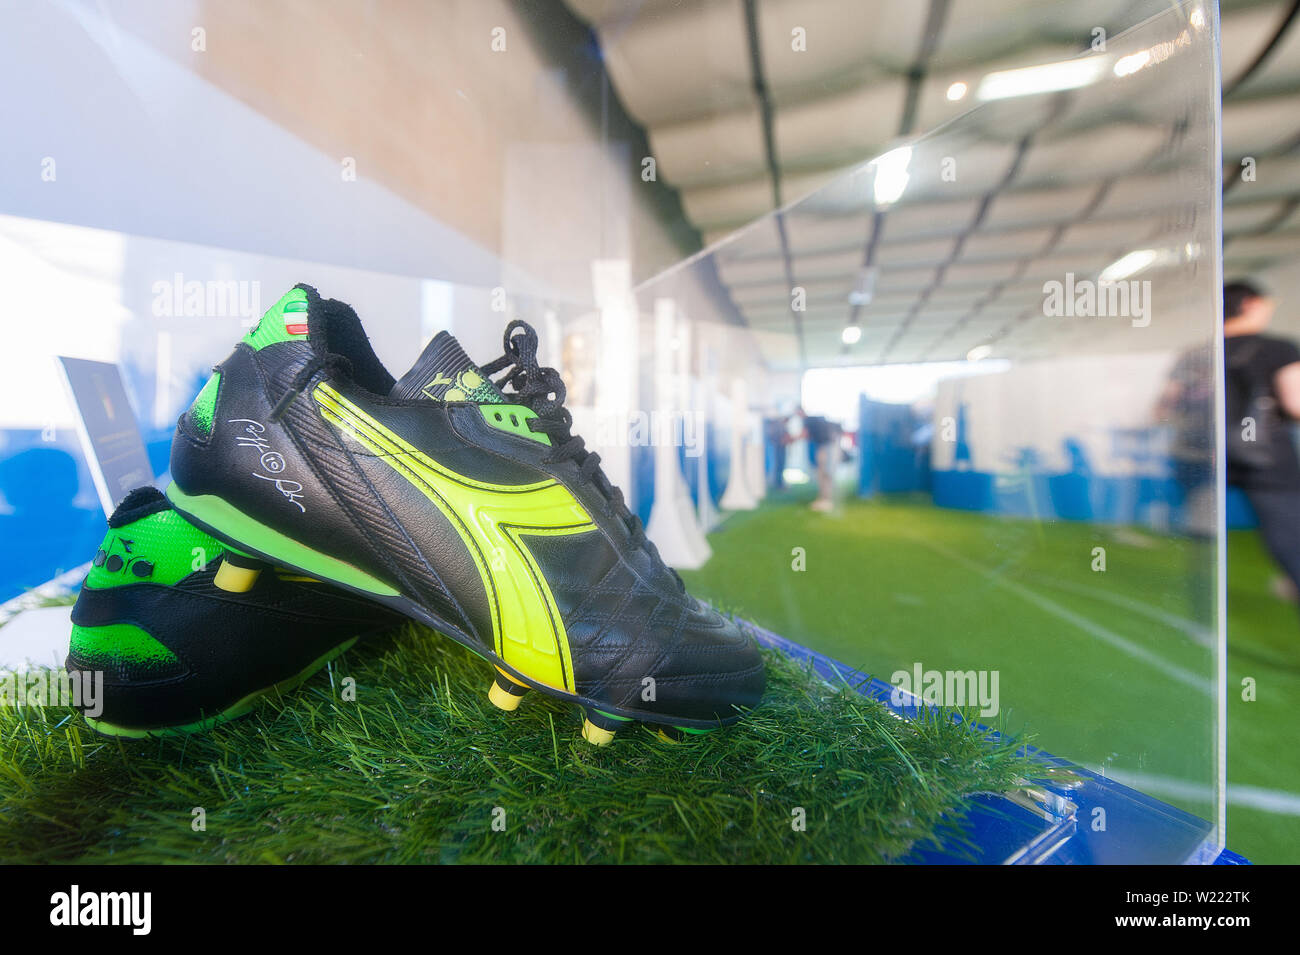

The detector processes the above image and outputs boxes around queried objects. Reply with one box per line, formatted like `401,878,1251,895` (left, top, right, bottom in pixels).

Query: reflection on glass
633,1,1223,851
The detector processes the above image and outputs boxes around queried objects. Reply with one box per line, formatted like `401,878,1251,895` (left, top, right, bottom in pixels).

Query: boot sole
165,484,745,738
84,637,359,738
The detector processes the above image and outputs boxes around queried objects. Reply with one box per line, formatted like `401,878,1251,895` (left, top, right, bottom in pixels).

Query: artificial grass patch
0,623,1041,864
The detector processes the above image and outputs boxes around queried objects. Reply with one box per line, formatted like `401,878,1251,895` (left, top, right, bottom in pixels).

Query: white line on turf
905,536,1213,695
1108,769,1300,817
1022,573,1214,649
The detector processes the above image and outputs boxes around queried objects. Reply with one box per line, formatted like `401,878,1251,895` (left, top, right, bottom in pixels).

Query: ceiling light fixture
1113,50,1151,77
871,146,912,206
946,81,968,101
1114,30,1192,78
966,344,993,362
1099,249,1159,282
977,58,1105,101
848,266,877,306
842,325,863,345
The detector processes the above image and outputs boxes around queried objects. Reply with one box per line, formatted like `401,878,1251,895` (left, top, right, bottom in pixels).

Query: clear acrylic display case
625,0,1226,857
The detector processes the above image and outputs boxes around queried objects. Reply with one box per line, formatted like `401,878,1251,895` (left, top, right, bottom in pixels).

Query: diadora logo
314,383,591,692
228,418,307,512
422,368,488,402
92,536,153,579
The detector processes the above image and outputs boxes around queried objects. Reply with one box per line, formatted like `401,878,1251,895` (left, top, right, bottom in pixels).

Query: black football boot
66,486,399,736
165,284,764,744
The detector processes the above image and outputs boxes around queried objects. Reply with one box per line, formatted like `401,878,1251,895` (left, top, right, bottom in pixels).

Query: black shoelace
482,320,684,591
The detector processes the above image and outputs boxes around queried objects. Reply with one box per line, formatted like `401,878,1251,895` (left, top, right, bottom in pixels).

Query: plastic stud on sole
214,552,268,593
488,668,528,712
580,708,628,746
581,719,616,746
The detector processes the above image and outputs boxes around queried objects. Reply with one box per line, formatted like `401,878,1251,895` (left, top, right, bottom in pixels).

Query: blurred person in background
765,413,788,491
1223,280,1300,618
805,413,841,513
784,405,808,487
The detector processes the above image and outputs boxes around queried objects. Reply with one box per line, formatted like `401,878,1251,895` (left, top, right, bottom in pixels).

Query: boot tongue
390,331,507,404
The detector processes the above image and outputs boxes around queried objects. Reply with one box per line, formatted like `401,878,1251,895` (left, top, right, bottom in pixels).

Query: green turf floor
0,623,1045,864
678,490,1300,865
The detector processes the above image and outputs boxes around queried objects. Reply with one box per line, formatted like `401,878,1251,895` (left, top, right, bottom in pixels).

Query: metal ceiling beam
840,0,951,361
1223,0,1300,95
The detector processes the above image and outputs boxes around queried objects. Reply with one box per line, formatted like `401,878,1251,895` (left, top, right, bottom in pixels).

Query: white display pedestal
589,260,636,497
696,345,721,533
645,299,711,569
719,377,758,511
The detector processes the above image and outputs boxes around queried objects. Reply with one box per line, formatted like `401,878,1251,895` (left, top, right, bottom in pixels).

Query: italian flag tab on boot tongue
389,331,506,404
284,299,309,336
242,286,312,351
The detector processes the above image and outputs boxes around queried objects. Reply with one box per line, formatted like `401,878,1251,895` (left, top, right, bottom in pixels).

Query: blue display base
749,621,1247,865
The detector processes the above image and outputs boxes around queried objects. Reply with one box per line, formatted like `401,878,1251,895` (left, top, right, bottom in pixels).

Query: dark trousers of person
1244,487,1300,602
